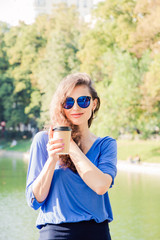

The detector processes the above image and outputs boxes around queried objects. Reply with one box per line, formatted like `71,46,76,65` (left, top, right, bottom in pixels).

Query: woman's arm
32,156,57,203
32,128,64,203
69,140,112,195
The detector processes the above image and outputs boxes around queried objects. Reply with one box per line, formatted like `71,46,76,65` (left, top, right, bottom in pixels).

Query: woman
26,72,117,240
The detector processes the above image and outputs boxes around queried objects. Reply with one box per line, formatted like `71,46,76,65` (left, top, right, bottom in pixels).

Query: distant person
26,73,117,240
128,155,141,164
0,121,6,138
10,139,17,147
127,156,133,163
133,155,141,164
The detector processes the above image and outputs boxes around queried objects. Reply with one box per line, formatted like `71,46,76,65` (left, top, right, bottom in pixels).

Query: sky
0,0,104,26
0,0,36,26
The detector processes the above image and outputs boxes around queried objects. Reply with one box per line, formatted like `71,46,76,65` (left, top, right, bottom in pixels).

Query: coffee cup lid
53,126,71,131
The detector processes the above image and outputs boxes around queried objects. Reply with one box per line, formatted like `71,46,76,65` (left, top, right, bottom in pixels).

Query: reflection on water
0,191,38,240
109,171,160,240
0,158,160,240
0,158,38,240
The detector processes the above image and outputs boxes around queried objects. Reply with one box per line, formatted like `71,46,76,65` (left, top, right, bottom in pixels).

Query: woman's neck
79,124,91,140
78,124,97,152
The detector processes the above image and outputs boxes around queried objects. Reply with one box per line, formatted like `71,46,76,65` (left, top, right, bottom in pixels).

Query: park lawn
0,138,160,163
0,139,32,152
117,139,160,163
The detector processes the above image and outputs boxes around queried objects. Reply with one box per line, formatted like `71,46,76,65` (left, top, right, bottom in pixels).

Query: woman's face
63,85,97,128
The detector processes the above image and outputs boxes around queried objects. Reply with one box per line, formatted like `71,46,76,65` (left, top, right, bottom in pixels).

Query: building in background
33,0,94,19
0,0,104,26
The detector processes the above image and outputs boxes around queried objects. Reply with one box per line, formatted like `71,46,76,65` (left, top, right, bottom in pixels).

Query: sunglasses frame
63,96,91,109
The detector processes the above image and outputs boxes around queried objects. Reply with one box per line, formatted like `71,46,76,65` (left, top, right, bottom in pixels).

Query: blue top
26,131,117,229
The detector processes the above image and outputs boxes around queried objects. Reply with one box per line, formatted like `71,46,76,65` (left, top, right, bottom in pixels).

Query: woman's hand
47,126,64,162
32,126,64,203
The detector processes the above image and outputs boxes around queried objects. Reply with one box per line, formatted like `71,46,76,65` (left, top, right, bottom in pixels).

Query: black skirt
39,220,111,240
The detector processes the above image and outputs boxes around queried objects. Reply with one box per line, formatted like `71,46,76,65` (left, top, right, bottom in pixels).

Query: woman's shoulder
99,135,116,142
97,136,117,149
32,130,49,144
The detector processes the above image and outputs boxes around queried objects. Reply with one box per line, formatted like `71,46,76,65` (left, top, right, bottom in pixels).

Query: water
0,158,160,240
0,158,39,240
109,171,160,240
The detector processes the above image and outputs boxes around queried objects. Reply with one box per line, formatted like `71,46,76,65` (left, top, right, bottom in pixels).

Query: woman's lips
70,113,84,118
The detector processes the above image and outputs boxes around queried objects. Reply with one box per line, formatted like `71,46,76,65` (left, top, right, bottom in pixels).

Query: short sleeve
26,131,48,210
98,138,117,188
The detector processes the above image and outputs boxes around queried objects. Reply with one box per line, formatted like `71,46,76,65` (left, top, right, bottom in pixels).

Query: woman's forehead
67,85,90,97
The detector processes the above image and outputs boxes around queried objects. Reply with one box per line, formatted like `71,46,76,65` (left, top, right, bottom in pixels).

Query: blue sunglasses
63,96,91,109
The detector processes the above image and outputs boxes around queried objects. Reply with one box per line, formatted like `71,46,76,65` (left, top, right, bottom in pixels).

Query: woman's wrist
47,156,58,167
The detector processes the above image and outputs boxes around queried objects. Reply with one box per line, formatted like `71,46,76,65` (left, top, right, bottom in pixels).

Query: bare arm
32,128,64,203
69,140,112,195
32,157,57,203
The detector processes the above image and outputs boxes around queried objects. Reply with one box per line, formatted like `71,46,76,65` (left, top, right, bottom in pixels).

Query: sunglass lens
64,97,74,109
77,96,91,108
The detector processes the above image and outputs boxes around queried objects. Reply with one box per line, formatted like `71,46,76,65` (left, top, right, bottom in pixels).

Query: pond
0,157,38,240
110,171,160,240
0,157,160,240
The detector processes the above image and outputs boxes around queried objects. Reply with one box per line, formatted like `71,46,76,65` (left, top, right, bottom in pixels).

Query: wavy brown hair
49,72,100,172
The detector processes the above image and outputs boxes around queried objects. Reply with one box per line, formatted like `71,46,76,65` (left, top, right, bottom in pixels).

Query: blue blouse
26,131,117,229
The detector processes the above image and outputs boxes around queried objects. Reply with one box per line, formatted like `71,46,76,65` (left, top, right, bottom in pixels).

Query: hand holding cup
52,126,71,155
47,126,64,161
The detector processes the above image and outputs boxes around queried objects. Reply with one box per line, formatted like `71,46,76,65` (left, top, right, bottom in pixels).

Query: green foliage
91,49,141,137
0,22,12,123
2,19,48,127
36,4,83,125
0,22,9,74
1,130,32,140
80,0,160,138
0,75,14,123
0,1,160,140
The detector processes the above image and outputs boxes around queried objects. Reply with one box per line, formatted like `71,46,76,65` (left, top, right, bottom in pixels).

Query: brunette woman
26,72,117,240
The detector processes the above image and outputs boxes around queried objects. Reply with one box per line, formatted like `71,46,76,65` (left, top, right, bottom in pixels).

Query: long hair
49,72,100,172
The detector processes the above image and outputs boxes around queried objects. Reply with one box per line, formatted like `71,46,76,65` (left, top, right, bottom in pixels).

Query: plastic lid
53,126,72,131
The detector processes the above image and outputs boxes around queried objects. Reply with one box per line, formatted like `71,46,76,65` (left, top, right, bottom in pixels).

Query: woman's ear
93,98,98,111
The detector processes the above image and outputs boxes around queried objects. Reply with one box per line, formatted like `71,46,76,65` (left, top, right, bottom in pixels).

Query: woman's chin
70,120,81,126
69,119,83,126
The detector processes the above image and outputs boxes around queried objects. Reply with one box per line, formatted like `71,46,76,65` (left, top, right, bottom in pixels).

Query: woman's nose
72,101,80,110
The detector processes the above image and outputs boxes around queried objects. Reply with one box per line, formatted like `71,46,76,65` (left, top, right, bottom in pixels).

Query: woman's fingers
48,127,64,159
47,142,64,151
49,147,64,156
47,138,64,160
49,126,53,140
49,138,63,145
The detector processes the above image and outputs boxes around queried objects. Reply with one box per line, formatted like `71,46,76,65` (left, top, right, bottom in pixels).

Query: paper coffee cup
53,126,71,155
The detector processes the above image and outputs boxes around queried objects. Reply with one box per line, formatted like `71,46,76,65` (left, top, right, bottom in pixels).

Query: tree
0,22,14,124
130,0,160,58
91,49,142,137
79,0,160,138
4,20,47,128
36,4,83,125
78,0,137,79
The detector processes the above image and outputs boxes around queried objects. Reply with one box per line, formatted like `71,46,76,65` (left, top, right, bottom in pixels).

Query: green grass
0,139,32,152
117,139,160,163
0,138,160,163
